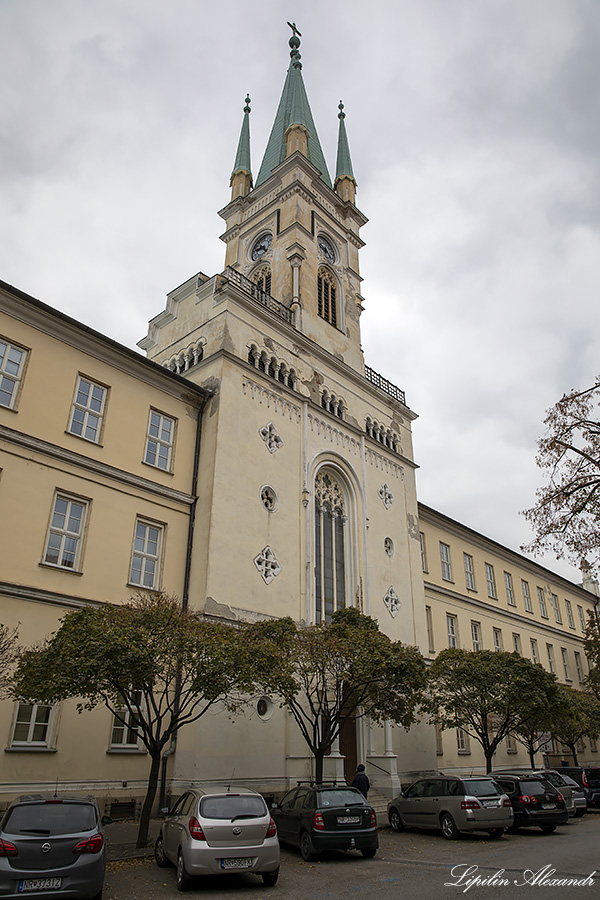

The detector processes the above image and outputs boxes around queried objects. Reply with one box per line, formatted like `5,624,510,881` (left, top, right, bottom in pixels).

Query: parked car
271,783,378,860
494,768,586,817
555,767,600,810
155,788,280,890
0,794,109,900
387,775,513,840
491,774,569,832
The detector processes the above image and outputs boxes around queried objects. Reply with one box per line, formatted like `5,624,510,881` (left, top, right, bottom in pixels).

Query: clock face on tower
251,232,273,261
317,235,336,263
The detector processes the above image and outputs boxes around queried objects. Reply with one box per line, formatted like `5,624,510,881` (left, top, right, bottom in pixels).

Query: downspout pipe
159,394,208,811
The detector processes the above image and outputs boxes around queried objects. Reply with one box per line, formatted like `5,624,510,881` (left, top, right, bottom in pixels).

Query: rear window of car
519,779,553,795
199,794,267,820
318,789,364,807
4,802,96,835
462,780,503,797
586,769,600,787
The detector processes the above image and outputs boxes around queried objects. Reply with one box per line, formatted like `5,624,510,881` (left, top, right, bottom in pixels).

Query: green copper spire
231,95,252,178
335,101,355,182
256,25,332,188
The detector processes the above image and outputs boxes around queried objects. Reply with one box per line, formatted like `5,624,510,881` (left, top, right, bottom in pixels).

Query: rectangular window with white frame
0,338,28,410
564,599,575,629
493,627,503,652
590,737,598,753
43,493,88,571
561,648,571,681
577,605,586,632
464,553,476,591
574,651,584,682
440,543,452,582
512,633,522,655
419,532,428,573
504,572,516,606
446,613,458,648
435,723,444,756
550,593,562,624
530,638,539,665
546,643,555,674
144,410,176,471
485,563,497,599
11,702,54,748
110,695,142,750
537,587,548,618
68,375,107,443
457,728,471,754
506,733,517,754
129,519,164,589
521,580,532,613
471,620,482,651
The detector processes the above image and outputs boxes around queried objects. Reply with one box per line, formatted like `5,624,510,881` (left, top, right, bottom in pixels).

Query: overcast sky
2,0,599,584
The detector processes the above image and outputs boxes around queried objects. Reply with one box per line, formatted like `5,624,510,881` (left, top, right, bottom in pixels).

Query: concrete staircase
368,789,390,823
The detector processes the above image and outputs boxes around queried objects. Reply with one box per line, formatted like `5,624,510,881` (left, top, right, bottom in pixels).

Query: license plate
19,878,62,892
542,803,555,809
221,857,252,869
337,816,360,824
481,800,499,807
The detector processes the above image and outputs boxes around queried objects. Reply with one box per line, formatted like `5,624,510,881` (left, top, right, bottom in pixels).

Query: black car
271,783,378,861
556,767,600,810
491,775,569,832
0,794,110,900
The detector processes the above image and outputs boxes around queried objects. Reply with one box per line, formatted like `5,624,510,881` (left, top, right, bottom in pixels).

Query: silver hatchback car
155,788,280,890
388,775,513,840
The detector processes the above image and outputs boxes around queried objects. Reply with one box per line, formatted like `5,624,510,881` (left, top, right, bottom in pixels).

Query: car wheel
487,828,504,839
262,870,279,886
440,813,460,840
540,824,557,833
300,830,316,861
389,808,404,832
176,849,193,891
361,848,377,858
154,834,171,868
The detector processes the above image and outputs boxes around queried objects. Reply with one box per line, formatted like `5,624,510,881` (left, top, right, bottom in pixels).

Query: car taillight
461,800,481,810
266,817,277,838
369,809,377,827
582,772,589,787
72,833,104,854
188,816,205,840
0,838,18,858
518,795,538,805
313,812,325,831
556,793,564,803
503,798,512,808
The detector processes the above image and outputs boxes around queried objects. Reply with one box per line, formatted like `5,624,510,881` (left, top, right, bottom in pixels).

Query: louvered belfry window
317,269,337,326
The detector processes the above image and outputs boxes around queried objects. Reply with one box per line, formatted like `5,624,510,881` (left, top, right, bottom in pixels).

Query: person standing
351,764,370,798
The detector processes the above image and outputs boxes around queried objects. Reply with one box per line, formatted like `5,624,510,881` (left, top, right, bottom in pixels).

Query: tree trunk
484,747,494,774
570,743,579,766
137,751,162,848
528,744,536,768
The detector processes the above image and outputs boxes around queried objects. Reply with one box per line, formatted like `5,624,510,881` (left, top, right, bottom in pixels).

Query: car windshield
464,780,502,797
4,802,96,836
200,795,267,820
318,790,363,807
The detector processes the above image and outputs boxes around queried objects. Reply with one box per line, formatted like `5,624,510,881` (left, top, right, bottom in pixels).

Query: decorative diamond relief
259,422,284,453
254,546,281,584
378,483,394,509
383,586,401,618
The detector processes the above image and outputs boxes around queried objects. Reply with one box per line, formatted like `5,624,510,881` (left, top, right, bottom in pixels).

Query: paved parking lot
104,813,600,900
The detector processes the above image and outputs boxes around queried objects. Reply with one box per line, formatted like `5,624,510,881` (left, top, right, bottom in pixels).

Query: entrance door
338,714,357,783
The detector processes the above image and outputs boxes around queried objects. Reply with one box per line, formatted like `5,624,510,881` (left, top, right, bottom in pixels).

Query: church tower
138,26,433,790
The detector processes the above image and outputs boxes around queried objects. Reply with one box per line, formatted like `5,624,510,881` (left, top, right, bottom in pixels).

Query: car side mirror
160,806,170,817
270,802,278,809
101,816,113,826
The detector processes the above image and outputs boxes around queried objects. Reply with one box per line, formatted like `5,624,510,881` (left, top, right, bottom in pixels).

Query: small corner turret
334,101,357,205
230,95,253,200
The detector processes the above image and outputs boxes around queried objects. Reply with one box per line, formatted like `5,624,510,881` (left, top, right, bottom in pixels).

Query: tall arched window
317,268,337,327
253,265,271,296
314,470,346,623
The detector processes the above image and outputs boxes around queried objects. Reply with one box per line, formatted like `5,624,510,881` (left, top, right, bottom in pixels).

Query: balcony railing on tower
223,267,294,325
364,367,406,406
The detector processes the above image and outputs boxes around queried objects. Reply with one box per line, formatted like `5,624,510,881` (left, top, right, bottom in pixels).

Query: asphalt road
103,814,600,900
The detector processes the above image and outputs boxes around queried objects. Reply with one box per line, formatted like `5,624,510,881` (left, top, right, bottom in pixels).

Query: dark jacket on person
351,769,370,797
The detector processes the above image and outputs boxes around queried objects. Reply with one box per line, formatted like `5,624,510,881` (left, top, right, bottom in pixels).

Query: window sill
457,750,471,756
5,746,57,753
141,461,174,476
106,748,147,755
64,430,103,447
39,562,83,576
507,749,518,755
0,404,18,413
127,582,161,592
